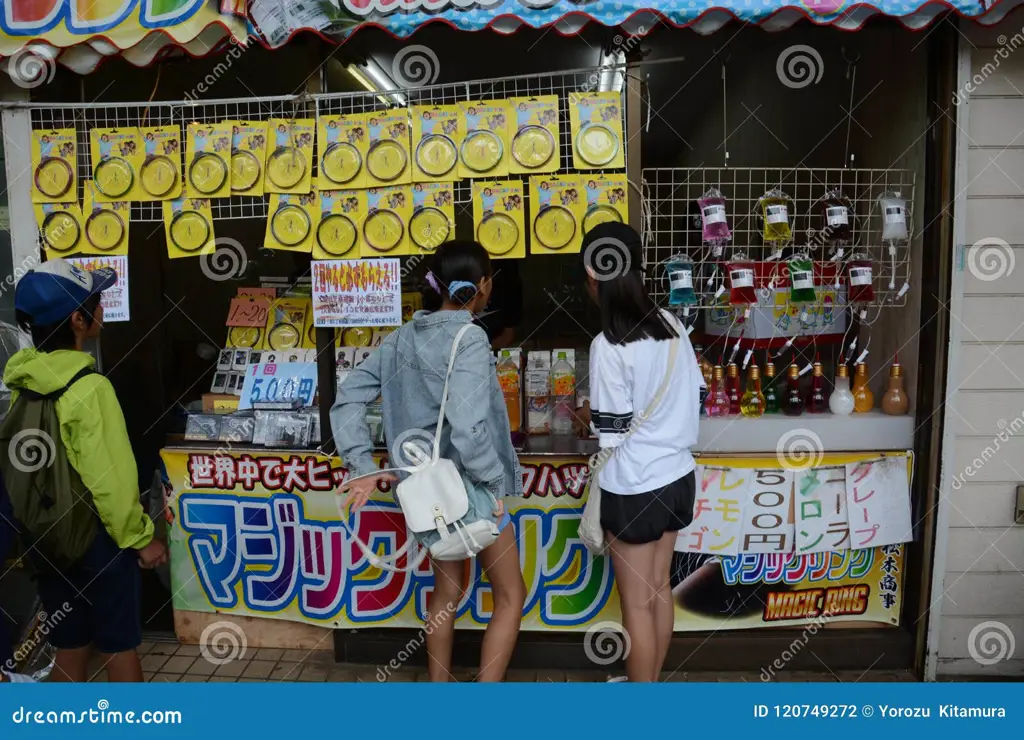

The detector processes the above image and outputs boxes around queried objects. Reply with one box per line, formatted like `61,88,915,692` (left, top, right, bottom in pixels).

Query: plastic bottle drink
551,351,576,435
497,350,521,432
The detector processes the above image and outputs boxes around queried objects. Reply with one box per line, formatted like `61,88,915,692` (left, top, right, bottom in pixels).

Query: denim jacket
330,310,522,499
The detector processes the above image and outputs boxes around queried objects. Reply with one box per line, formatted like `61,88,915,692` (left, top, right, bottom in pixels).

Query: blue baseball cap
15,259,117,326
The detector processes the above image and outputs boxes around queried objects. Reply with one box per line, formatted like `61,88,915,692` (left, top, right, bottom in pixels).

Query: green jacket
3,348,154,550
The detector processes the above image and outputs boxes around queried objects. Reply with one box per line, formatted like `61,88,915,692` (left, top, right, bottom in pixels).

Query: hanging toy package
821,189,853,242
878,192,909,242
788,256,816,303
696,189,730,244
847,253,875,303
726,253,757,305
666,256,697,307
758,189,793,243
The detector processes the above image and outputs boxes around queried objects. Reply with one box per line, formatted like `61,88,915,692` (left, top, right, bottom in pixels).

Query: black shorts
32,521,142,654
600,471,696,545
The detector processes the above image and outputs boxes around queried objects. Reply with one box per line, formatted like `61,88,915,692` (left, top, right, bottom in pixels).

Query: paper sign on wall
311,258,401,328
676,465,744,556
739,468,794,553
794,467,850,555
238,362,318,410
845,457,912,549
67,255,129,322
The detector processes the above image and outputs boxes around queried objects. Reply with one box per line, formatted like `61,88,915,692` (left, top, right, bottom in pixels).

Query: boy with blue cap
3,258,165,682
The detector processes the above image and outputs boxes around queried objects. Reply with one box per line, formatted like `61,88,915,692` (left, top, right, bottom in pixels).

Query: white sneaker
606,676,628,683
2,670,38,683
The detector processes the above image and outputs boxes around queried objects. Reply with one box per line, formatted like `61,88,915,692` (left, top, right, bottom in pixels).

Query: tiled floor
82,640,918,683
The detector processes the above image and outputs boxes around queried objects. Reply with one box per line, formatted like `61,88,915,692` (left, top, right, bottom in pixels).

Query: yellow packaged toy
318,113,368,189
459,100,510,179
314,188,365,260
365,111,411,187
89,128,144,202
529,175,585,255
185,122,232,199
568,92,625,170
509,96,559,174
81,181,129,255
262,297,308,351
265,118,315,194
581,173,629,233
163,196,215,259
472,181,525,260
229,120,269,195
265,191,318,253
32,129,77,203
138,126,183,201
410,182,454,255
36,201,83,258
411,104,461,183
363,186,412,257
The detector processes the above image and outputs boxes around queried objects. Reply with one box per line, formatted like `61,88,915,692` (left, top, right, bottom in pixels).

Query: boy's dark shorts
33,522,142,654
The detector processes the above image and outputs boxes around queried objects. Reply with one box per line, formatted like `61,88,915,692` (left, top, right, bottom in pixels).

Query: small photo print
211,372,228,393
217,349,233,370
232,348,251,370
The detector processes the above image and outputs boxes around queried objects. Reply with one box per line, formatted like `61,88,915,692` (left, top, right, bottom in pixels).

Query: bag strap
432,323,475,462
18,367,96,402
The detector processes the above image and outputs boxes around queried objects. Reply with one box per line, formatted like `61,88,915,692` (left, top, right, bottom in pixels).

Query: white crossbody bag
337,324,501,572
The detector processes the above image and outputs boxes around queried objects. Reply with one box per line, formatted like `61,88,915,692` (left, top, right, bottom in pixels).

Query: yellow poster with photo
137,126,183,201
80,181,129,256
314,188,365,261
581,173,629,234
163,196,215,259
89,127,144,203
260,297,309,351
362,185,412,258
228,120,269,196
31,128,77,204
265,118,315,195
409,182,455,256
36,201,83,258
365,111,411,188
318,113,368,190
473,180,525,260
509,95,560,175
265,191,318,254
185,122,232,199
568,91,625,170
411,104,462,183
530,175,585,255
459,99,511,179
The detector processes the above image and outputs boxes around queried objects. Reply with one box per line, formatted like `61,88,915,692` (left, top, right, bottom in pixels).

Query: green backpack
0,368,98,567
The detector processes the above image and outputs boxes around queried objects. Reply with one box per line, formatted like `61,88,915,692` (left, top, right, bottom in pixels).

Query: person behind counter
575,222,704,682
421,259,522,349
331,240,526,682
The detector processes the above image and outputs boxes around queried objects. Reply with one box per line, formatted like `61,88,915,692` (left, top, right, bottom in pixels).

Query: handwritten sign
312,258,401,328
844,457,912,549
676,465,745,556
226,297,270,327
67,255,129,323
739,469,794,554
238,362,318,410
795,467,850,555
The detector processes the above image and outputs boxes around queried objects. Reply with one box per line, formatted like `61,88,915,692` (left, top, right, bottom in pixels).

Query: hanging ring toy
533,205,577,250
85,209,126,252
366,140,407,183
168,209,212,253
34,157,74,199
140,154,179,198
41,210,81,252
188,152,229,195
476,212,519,255
460,130,503,174
414,135,458,178
230,150,262,193
266,146,308,190
574,123,619,167
320,142,362,186
270,203,312,247
582,204,623,233
316,213,358,257
93,157,134,199
410,207,451,251
362,208,405,252
511,125,556,170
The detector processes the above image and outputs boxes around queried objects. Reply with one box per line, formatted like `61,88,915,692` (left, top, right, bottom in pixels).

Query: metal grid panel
25,65,626,223
642,167,915,309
